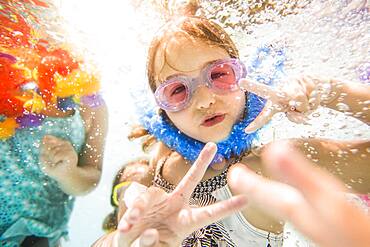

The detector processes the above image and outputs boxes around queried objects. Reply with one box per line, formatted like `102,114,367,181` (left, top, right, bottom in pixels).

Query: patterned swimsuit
153,154,283,247
0,110,85,247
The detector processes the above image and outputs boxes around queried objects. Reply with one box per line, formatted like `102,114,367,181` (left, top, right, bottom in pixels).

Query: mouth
201,113,226,127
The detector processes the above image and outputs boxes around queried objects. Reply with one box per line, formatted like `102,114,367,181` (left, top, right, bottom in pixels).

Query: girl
102,159,153,234
0,1,108,246
95,15,369,247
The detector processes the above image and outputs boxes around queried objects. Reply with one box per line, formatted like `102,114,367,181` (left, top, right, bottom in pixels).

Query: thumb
245,101,277,133
136,229,159,247
121,229,159,247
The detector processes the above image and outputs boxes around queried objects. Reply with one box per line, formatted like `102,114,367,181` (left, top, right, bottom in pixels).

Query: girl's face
154,36,246,142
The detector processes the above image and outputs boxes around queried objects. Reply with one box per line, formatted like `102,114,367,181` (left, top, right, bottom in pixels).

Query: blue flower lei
138,44,286,165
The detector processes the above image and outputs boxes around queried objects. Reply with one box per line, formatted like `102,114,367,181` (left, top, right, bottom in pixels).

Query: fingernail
118,219,130,231
128,208,140,222
205,142,216,151
141,232,156,246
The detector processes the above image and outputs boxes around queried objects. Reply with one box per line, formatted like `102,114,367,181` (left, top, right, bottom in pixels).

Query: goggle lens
155,59,245,112
162,80,189,106
209,63,237,90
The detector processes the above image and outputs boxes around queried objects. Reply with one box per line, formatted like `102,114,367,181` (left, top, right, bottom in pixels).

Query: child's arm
40,103,108,195
294,138,370,194
241,77,370,133
303,77,370,124
229,142,370,247
245,138,370,194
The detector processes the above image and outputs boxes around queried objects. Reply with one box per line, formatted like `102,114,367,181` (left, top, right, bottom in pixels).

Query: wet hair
146,16,239,92
102,159,150,232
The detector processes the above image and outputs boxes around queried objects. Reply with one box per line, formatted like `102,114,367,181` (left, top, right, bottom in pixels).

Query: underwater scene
0,0,369,246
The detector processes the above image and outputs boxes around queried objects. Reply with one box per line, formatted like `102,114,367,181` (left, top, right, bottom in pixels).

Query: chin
185,121,234,143
198,129,231,143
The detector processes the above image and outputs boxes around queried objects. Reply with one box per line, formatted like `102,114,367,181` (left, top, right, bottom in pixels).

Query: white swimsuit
213,186,283,247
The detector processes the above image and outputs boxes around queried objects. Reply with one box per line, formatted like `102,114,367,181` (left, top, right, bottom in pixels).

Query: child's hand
240,76,329,133
39,135,78,182
114,143,247,247
228,142,370,247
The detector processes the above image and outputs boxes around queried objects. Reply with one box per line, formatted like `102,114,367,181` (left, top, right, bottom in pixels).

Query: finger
41,136,66,151
288,95,309,113
118,204,146,232
117,216,133,233
262,143,370,246
245,101,279,133
42,135,64,144
53,147,76,164
191,194,247,228
239,79,288,102
114,227,134,247
40,146,66,167
135,229,159,247
285,111,310,124
39,148,58,167
121,202,146,228
41,140,64,152
262,142,347,203
261,143,350,223
45,144,65,153
227,164,325,242
307,86,322,111
118,187,165,231
172,142,217,201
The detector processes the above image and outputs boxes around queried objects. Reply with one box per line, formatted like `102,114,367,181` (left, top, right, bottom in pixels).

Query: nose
194,86,216,110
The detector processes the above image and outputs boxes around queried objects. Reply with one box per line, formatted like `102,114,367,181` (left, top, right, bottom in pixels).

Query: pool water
0,0,369,246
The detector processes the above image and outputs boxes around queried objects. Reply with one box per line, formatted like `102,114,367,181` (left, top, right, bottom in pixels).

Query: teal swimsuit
0,110,85,247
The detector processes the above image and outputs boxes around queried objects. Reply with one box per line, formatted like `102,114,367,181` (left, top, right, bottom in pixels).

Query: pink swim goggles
154,58,247,112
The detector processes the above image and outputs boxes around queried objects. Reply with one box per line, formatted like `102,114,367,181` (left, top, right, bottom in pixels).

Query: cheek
166,108,202,138
223,92,245,111
166,111,192,128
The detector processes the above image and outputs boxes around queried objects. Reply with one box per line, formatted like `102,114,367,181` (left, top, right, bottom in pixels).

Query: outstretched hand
39,135,78,180
115,143,247,247
229,142,370,247
240,76,327,133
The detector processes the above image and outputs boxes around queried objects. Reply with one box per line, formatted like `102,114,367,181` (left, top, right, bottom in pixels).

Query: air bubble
336,103,350,111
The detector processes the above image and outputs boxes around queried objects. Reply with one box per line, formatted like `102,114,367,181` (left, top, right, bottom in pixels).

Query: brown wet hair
146,16,239,93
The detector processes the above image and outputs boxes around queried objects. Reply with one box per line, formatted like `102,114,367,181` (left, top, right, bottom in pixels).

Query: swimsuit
0,110,85,247
153,154,283,247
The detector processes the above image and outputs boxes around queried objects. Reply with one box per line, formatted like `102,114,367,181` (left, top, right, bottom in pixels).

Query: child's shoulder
150,141,189,185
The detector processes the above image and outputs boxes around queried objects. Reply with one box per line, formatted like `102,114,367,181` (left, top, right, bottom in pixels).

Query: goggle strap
112,181,132,206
